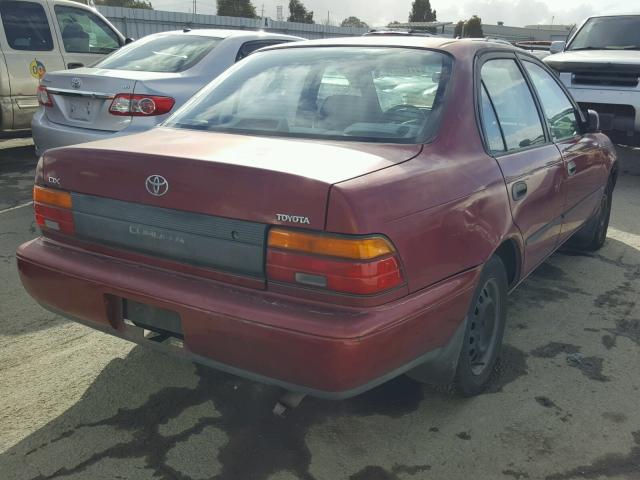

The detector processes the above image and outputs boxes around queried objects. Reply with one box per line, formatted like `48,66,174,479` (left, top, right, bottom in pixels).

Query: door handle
512,181,528,201
67,62,84,69
567,160,577,176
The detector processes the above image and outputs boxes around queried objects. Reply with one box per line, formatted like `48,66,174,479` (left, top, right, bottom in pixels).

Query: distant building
443,22,573,42
380,21,573,43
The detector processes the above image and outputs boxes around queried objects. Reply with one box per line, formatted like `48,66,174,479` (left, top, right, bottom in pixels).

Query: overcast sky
149,0,636,27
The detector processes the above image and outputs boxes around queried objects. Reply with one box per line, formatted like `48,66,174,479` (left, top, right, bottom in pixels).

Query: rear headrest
319,95,372,131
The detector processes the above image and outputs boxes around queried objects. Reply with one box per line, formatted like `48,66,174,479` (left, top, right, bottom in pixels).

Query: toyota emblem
70,77,82,89
145,175,169,197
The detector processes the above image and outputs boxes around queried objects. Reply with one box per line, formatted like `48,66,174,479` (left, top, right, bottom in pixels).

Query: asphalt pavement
0,139,638,480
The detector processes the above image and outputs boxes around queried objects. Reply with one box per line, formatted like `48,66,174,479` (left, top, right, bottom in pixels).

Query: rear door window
54,6,120,54
0,1,53,51
523,61,579,141
481,59,546,151
94,35,221,72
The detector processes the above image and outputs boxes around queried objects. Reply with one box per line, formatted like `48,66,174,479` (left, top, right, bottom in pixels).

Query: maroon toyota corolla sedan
17,37,617,398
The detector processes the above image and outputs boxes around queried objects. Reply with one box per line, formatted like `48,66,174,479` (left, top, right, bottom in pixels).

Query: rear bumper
30,110,149,155
17,237,478,398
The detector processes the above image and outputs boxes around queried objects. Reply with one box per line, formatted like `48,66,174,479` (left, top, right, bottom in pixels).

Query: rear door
0,0,65,129
520,58,608,241
479,54,566,276
48,2,121,69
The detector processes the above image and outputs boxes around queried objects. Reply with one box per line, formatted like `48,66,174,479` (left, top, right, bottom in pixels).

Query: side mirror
549,41,566,54
585,109,600,133
124,37,135,45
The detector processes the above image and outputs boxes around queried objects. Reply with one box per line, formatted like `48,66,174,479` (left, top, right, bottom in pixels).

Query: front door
521,59,609,241
48,3,120,70
0,0,65,129
479,56,565,275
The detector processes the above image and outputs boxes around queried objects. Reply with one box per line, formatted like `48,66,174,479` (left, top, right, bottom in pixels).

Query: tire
454,255,508,397
567,178,613,252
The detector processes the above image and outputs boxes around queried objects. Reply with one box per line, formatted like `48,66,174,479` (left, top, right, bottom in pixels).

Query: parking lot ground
0,137,37,212
0,141,639,480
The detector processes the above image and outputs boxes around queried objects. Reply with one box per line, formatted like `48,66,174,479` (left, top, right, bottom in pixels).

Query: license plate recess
123,299,183,338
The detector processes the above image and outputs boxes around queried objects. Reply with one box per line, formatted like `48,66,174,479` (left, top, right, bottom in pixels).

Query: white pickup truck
544,14,640,146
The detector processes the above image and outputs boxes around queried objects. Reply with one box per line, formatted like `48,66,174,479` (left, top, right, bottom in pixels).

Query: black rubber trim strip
525,186,603,247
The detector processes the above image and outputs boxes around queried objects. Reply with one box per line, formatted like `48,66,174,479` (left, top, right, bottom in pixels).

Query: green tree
94,0,153,8
408,0,436,23
453,20,464,38
341,16,368,28
464,15,484,38
217,0,257,18
288,0,314,23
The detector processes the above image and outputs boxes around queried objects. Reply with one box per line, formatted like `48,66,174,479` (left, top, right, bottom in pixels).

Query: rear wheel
567,178,613,252
454,255,508,397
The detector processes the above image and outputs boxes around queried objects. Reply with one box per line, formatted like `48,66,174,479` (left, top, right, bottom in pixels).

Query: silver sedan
32,29,303,155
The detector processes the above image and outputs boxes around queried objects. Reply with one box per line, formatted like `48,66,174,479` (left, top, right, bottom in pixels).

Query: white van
0,0,125,131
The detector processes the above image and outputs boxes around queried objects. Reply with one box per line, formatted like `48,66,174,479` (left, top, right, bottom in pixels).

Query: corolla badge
70,77,82,89
145,175,169,197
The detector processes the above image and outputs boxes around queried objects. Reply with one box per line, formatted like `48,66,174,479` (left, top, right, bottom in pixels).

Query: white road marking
0,201,33,215
608,227,640,250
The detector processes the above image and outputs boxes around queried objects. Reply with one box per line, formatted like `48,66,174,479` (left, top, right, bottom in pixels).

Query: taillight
37,85,53,107
267,228,404,295
33,185,74,235
109,94,175,116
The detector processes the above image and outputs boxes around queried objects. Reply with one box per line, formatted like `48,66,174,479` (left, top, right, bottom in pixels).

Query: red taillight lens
267,228,404,295
109,94,175,116
33,186,74,235
37,85,53,107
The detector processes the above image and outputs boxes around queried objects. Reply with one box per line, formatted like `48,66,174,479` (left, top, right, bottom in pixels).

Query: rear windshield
568,16,640,51
95,35,221,72
165,47,452,144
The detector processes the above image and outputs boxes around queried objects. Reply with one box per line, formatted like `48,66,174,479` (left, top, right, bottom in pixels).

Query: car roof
265,36,520,56
146,29,303,41
581,13,640,21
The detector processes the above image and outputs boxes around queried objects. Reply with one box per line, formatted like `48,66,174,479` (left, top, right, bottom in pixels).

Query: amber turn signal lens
33,185,72,209
268,228,395,260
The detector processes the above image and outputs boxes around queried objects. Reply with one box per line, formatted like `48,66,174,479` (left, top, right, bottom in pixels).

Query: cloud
148,0,635,27
435,0,597,26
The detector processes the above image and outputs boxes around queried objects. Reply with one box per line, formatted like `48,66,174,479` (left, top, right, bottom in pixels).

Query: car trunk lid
40,128,421,279
41,68,179,132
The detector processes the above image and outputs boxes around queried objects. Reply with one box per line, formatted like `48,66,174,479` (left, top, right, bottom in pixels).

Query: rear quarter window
95,35,221,73
236,40,290,62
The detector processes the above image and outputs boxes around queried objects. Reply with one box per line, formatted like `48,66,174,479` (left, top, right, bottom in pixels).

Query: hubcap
468,279,500,376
